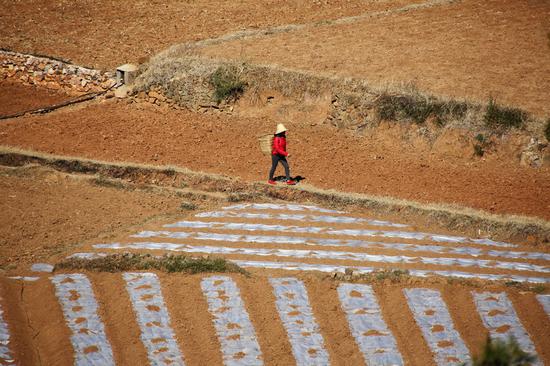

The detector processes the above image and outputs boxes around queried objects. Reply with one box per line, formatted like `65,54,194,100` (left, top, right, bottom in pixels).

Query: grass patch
92,175,126,189
55,253,248,275
179,201,197,210
544,118,550,142
333,268,410,283
468,336,536,366
376,93,467,125
473,133,492,157
210,64,246,103
484,98,526,130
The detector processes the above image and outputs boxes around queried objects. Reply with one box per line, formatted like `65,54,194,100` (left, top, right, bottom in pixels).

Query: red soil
0,80,71,116
198,0,550,116
0,0,420,70
1,99,548,220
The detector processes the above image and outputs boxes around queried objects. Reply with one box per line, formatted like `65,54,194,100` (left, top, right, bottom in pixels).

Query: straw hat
275,123,287,134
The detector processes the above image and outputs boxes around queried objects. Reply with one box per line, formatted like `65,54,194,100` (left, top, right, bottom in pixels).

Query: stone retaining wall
0,50,116,95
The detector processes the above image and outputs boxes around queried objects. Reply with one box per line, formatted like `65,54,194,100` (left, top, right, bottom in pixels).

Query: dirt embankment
0,0,420,70
0,99,549,221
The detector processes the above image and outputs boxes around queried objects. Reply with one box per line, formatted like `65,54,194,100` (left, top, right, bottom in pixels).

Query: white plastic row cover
165,220,516,248
132,230,550,262
405,289,470,366
0,297,16,365
338,284,404,365
93,242,550,275
537,294,550,319
230,260,550,284
472,292,541,366
222,203,344,214
196,211,408,228
270,277,330,366
201,276,263,366
123,272,186,366
51,274,115,366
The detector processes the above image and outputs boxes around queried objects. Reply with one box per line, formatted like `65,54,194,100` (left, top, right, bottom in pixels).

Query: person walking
268,123,296,185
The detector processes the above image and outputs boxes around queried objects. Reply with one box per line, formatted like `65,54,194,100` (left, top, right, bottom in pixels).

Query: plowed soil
198,0,550,116
0,0,420,70
0,80,71,116
0,165,189,267
1,100,549,220
2,272,549,366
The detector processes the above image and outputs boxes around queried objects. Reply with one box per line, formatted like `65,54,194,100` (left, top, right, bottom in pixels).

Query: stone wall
0,50,115,95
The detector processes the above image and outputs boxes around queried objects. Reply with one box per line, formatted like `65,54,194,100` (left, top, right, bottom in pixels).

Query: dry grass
135,52,544,137
2,145,549,244
55,253,248,275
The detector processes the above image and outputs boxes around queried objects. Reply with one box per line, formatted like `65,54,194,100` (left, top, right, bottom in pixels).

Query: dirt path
1,100,548,220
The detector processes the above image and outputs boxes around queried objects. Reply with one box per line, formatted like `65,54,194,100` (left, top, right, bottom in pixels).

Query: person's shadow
273,175,306,183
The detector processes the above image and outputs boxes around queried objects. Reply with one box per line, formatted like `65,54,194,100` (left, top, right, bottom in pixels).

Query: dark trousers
269,154,290,180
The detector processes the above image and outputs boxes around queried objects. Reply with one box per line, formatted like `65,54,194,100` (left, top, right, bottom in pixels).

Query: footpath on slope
1,98,549,222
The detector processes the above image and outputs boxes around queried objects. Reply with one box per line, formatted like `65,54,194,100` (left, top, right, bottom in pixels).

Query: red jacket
272,136,288,156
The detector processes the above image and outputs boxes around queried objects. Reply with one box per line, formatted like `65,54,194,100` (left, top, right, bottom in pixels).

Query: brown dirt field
1,100,548,220
0,164,188,267
376,285,436,365
0,276,74,366
0,79,71,116
4,271,548,366
198,0,550,116
0,0,421,70
90,273,149,366
233,275,296,366
160,273,226,366
304,279,367,365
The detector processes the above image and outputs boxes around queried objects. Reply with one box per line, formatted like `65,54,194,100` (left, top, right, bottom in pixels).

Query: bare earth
197,0,550,116
1,99,548,220
0,165,187,267
0,80,71,116
1,195,548,365
0,0,420,70
1,1,549,364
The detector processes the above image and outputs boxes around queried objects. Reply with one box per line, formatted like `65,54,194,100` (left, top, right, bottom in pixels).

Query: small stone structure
116,63,138,85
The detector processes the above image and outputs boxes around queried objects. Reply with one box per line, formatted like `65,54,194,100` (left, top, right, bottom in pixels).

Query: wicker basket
258,133,273,156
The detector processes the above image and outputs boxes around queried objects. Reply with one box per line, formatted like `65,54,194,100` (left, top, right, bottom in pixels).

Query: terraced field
1,203,549,365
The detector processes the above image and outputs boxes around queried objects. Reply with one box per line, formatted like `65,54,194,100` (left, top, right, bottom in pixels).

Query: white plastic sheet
51,274,115,366
8,276,39,282
201,276,263,366
123,272,186,366
338,284,404,365
222,203,344,214
230,260,550,284
31,263,54,273
536,294,550,318
93,242,550,274
132,230,550,262
270,277,330,366
0,298,16,365
472,292,540,366
404,289,470,366
164,220,517,248
196,211,408,228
